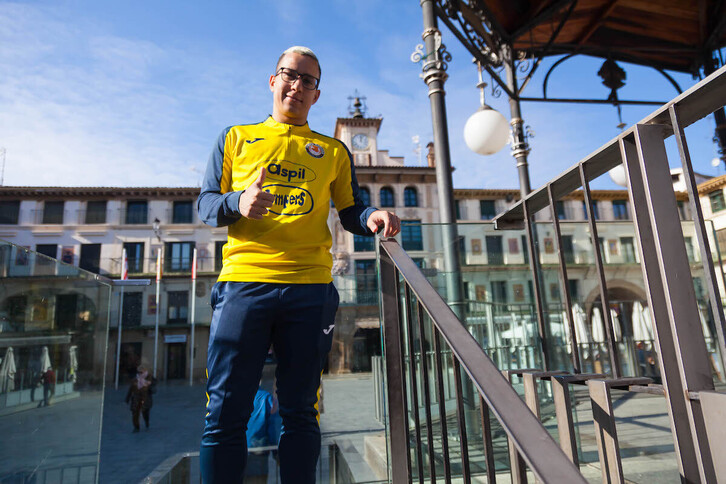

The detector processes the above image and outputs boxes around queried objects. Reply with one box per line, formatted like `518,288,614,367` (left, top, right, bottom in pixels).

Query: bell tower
334,92,382,166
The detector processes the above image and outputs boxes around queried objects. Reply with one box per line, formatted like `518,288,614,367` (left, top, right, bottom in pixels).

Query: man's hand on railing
367,210,400,237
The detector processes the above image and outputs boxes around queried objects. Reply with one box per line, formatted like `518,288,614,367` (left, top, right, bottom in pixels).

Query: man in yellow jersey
197,46,400,483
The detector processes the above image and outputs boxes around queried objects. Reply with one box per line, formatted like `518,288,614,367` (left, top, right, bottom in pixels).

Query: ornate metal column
502,44,552,370
415,0,463,312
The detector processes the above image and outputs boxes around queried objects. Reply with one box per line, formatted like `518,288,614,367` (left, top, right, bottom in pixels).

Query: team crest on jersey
305,143,324,158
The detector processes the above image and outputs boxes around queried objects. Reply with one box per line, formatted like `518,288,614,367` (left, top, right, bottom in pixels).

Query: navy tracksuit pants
200,281,338,483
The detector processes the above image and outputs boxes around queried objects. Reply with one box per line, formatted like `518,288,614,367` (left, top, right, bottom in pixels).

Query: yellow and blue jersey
197,116,376,284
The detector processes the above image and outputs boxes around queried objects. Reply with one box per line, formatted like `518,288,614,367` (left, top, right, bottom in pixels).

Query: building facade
0,106,721,381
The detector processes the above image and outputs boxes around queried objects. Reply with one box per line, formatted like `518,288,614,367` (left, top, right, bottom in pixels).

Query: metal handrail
489,64,726,482
379,238,586,483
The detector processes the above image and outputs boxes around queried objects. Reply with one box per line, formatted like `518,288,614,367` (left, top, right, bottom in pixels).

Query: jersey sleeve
197,127,244,227
331,143,377,236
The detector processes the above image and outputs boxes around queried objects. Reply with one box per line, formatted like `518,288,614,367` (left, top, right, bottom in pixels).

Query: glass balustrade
0,240,112,483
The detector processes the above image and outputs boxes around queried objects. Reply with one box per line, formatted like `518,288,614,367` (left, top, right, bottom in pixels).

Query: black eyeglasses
275,67,319,90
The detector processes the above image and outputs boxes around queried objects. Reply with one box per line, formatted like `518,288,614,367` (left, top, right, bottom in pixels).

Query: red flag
191,248,197,281
121,248,128,280
156,248,162,282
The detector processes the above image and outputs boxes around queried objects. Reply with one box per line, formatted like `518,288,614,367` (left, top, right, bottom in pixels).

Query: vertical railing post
416,302,437,483
579,164,622,377
522,200,551,370
478,397,497,484
670,105,726,377
588,380,624,484
547,184,582,373
404,286,425,483
621,128,717,481
379,240,411,483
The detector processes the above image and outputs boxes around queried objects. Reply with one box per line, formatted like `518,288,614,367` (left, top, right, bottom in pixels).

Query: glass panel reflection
0,241,111,483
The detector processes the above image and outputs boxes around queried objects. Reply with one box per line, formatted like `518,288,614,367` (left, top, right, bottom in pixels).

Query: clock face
351,133,369,151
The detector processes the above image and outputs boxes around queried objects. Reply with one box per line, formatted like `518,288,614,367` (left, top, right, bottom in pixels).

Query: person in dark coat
125,366,156,432
37,367,55,407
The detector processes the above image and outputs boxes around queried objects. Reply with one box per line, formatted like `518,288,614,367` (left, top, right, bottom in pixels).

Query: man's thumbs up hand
238,167,274,220
253,167,267,189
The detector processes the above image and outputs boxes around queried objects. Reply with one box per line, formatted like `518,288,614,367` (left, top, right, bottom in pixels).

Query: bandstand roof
437,0,726,75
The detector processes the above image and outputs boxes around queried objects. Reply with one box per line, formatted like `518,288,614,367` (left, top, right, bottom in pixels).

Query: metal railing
379,239,586,483
377,61,726,484
489,64,726,482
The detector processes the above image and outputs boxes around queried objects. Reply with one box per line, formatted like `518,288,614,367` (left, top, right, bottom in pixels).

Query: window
125,200,148,224
677,200,688,220
401,220,423,251
612,200,629,220
43,201,64,224
455,200,461,220
490,281,508,305
598,237,608,263
583,200,600,220
568,279,579,301
215,240,226,272
620,237,636,263
167,291,189,324
80,244,101,273
123,242,145,274
354,234,375,252
486,236,503,265
693,277,705,301
0,201,20,224
4,295,27,331
359,187,371,206
36,244,57,261
684,236,695,262
122,292,143,327
404,187,418,207
710,190,726,213
521,235,529,264
556,201,567,220
562,235,575,264
85,201,107,224
480,200,496,220
379,187,394,207
172,201,193,224
165,242,195,272
355,260,377,304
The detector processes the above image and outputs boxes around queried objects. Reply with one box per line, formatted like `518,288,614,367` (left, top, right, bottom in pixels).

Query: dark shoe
133,428,140,433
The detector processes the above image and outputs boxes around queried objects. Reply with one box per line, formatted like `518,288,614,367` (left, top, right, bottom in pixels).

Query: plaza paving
0,373,710,483
0,391,103,483
98,373,384,483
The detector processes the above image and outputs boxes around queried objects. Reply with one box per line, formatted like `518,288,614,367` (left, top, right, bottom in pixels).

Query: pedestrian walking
37,367,55,407
125,366,157,432
197,45,400,483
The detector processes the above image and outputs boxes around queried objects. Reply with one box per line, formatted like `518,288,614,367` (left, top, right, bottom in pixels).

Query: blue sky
0,0,723,190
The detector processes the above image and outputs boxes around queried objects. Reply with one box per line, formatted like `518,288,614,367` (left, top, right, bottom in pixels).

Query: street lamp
464,62,510,156
609,165,628,187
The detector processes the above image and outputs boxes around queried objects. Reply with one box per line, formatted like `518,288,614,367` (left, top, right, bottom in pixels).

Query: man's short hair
276,46,321,81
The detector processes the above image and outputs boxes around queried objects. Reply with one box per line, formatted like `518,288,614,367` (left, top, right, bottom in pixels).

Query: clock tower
333,95,384,167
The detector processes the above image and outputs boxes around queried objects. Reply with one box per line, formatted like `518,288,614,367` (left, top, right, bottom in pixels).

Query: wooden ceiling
449,0,726,73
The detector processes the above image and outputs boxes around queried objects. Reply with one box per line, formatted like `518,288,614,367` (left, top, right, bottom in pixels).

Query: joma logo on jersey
262,184,314,216
266,160,316,184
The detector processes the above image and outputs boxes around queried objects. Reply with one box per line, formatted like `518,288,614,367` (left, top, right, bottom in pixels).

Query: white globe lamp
464,107,510,155
608,164,628,187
